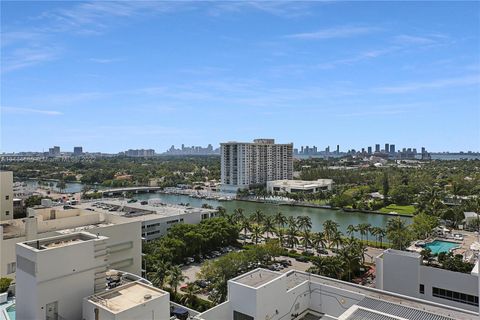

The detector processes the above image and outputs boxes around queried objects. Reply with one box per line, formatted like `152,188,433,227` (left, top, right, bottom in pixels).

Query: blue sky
1,1,479,153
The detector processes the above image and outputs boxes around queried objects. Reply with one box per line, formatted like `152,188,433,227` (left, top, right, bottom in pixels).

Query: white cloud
1,46,60,73
1,106,63,116
285,26,379,40
376,75,480,93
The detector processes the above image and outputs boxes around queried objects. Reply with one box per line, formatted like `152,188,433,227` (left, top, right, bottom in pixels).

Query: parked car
295,256,309,262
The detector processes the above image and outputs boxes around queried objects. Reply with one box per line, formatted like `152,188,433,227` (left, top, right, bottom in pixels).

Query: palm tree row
218,207,387,249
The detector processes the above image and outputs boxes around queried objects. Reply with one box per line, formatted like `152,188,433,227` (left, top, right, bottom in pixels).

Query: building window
5,211,9,215
233,311,254,320
5,195,9,200
432,287,478,306
419,284,424,294
7,262,16,274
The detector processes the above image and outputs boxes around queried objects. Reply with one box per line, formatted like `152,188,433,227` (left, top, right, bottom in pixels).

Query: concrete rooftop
88,282,167,313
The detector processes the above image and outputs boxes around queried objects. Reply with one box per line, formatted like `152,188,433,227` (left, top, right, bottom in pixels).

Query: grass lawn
379,204,416,216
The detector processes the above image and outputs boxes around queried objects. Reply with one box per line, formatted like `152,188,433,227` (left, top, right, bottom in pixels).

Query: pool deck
0,298,15,320
408,231,480,261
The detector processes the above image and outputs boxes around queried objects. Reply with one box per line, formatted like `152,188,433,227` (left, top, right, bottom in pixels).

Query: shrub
0,278,12,293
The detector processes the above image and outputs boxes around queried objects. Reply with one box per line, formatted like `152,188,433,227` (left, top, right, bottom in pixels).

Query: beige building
221,139,293,191
0,205,142,280
0,171,14,221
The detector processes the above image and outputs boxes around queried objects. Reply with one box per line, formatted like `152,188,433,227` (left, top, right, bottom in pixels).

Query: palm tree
226,213,236,225
148,260,171,288
286,225,298,248
274,211,287,228
346,225,357,239
233,208,245,223
311,232,327,252
239,218,251,244
330,230,344,251
297,216,312,233
377,228,386,248
179,283,199,306
251,225,263,244
216,206,227,218
275,227,285,247
386,217,410,250
167,265,187,295
323,220,339,245
250,210,265,226
357,223,371,242
287,216,297,229
370,226,380,247
300,230,311,249
263,216,276,240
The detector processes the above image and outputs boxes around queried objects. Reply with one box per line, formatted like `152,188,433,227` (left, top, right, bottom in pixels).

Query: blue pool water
424,240,459,255
6,304,15,320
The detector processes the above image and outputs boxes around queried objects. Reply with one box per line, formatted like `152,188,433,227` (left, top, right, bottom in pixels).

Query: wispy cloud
376,75,480,93
1,106,63,116
2,46,61,73
88,58,123,64
285,26,379,40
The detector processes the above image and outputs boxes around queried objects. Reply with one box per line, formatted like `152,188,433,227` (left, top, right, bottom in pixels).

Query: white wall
380,251,421,299
419,265,478,312
16,234,107,320
377,250,479,312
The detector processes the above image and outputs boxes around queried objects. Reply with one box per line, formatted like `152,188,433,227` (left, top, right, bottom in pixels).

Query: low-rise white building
83,281,170,320
196,268,477,320
376,249,479,312
266,179,333,194
16,232,109,320
79,199,217,241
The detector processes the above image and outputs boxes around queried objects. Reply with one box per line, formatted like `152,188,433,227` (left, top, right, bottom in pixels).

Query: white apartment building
376,249,479,312
221,139,293,192
267,179,334,194
0,205,142,280
16,232,110,320
0,171,14,221
196,268,478,320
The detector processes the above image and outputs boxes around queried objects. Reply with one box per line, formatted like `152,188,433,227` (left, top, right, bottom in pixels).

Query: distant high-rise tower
385,143,390,153
220,139,293,192
73,146,83,156
375,144,380,153
368,146,372,154
390,144,395,154
336,145,340,154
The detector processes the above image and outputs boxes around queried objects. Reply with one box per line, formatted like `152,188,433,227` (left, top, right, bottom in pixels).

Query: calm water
134,193,411,233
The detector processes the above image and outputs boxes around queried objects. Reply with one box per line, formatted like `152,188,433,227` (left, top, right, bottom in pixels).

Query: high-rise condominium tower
220,139,293,192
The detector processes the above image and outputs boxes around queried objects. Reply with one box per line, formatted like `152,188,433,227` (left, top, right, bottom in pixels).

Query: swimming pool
424,240,459,255
6,304,15,320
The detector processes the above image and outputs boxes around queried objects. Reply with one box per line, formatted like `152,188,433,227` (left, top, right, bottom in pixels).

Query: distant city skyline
1,2,479,152
2,141,479,155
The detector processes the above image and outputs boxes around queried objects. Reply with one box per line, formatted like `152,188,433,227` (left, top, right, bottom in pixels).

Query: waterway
134,193,411,233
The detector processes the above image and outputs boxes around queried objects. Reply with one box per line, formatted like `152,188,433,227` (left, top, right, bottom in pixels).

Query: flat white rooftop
76,199,214,222
87,282,167,313
232,269,281,288
268,179,333,187
21,232,102,251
